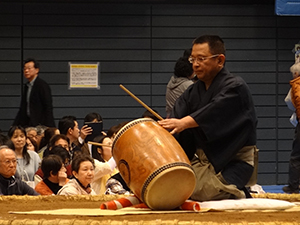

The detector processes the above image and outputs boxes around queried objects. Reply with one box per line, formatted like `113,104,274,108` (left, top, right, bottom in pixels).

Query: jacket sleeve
285,88,296,111
93,159,113,181
19,180,40,196
39,79,55,127
13,85,27,126
290,76,300,119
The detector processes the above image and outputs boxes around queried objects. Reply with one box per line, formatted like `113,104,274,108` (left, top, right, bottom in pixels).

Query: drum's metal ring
112,118,154,150
141,162,194,203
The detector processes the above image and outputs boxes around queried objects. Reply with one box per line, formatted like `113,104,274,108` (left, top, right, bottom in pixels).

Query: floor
261,185,285,193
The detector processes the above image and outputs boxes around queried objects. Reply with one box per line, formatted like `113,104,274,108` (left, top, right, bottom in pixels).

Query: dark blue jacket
0,174,39,195
13,76,55,127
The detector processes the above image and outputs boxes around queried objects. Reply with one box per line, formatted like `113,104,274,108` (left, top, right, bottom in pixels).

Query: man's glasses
188,54,220,64
1,159,17,165
23,67,35,71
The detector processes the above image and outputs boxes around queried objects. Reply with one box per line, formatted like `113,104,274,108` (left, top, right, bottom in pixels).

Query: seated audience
26,136,38,152
0,132,9,146
25,126,43,149
35,125,48,148
102,122,131,195
35,155,68,195
90,134,117,194
105,172,131,195
58,154,96,195
38,127,60,159
84,112,105,155
94,135,113,162
0,146,39,195
106,121,129,139
43,134,70,158
58,116,90,158
25,127,38,142
35,145,72,184
7,126,41,182
165,56,194,118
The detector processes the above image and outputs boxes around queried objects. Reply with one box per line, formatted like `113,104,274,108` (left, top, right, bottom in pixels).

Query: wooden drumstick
88,141,112,148
119,84,164,121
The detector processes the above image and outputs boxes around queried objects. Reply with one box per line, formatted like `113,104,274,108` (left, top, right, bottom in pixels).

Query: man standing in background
13,58,55,128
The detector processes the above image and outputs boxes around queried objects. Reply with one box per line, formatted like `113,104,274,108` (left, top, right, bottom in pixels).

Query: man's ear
218,54,226,66
68,127,73,135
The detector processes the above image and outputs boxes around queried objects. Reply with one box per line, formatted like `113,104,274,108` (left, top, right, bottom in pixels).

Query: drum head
142,166,196,210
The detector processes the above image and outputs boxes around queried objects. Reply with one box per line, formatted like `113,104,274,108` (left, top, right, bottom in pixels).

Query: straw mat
1,194,300,225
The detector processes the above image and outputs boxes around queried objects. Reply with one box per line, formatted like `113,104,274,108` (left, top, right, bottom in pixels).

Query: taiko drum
112,118,196,210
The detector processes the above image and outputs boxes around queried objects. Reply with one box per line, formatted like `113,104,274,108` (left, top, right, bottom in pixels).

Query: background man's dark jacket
13,76,55,127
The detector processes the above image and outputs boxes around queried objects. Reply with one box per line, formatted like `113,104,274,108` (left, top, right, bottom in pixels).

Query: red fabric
100,195,142,210
35,179,70,195
35,180,54,195
290,76,300,118
100,195,201,211
35,168,44,178
179,200,201,211
133,203,148,208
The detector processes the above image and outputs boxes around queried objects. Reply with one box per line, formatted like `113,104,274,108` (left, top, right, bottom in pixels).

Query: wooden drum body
112,118,196,210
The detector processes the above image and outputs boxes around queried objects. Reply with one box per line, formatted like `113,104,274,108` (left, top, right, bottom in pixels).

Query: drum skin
112,118,196,210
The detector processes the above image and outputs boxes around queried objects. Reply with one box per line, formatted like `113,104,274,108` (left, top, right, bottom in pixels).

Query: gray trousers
190,146,257,202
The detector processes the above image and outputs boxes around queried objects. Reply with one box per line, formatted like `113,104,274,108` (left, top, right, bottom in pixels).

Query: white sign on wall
69,62,100,89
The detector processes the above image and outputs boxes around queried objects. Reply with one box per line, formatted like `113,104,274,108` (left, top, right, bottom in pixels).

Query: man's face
0,149,17,178
70,121,80,140
190,43,223,85
23,61,39,82
27,129,38,143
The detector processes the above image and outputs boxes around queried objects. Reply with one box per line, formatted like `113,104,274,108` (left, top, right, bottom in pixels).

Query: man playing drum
158,35,257,201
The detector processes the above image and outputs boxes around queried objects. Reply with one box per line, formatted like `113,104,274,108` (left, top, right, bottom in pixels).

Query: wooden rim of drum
112,118,155,150
141,162,194,203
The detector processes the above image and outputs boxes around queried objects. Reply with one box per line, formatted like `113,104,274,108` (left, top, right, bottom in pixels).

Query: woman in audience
26,136,38,152
35,145,72,185
35,125,48,149
7,126,41,182
91,135,113,162
58,154,96,195
38,127,60,159
35,155,68,195
104,122,132,195
43,134,70,158
89,134,117,194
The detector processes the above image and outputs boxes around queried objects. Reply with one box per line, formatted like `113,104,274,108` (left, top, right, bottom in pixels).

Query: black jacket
13,76,55,127
0,174,39,195
172,67,257,173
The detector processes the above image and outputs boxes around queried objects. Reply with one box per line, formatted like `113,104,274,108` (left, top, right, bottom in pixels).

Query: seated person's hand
58,170,68,186
80,125,93,140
